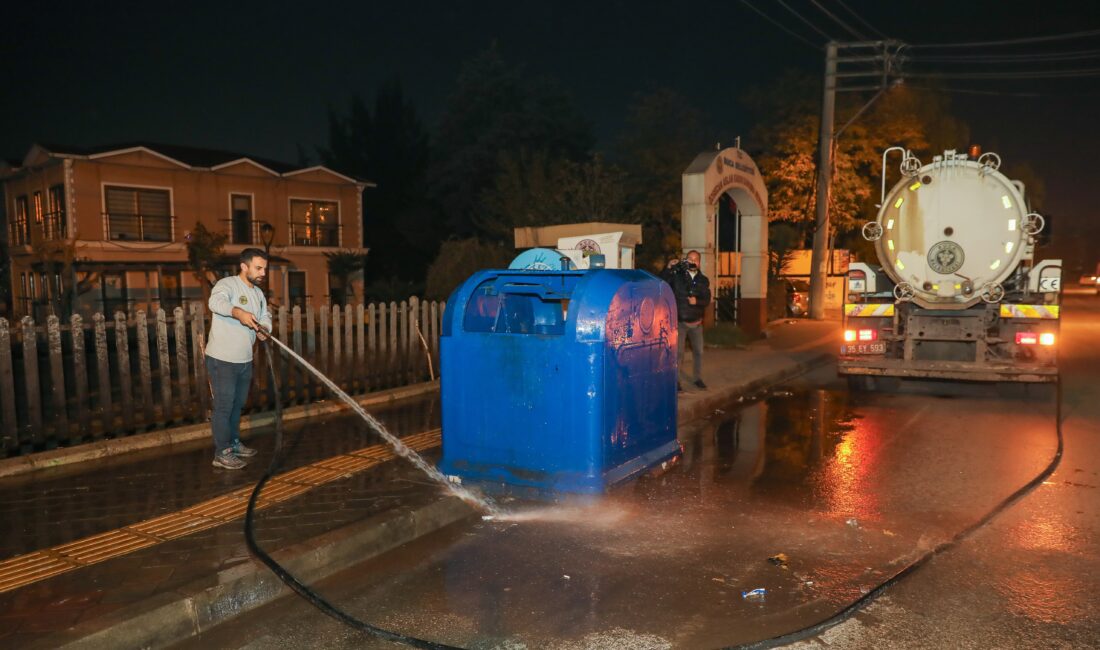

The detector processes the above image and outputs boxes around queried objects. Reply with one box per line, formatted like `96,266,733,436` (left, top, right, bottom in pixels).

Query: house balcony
289,221,341,247
103,212,175,242
9,211,67,245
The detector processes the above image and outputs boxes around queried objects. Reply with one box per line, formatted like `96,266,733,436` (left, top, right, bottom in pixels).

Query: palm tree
324,250,367,305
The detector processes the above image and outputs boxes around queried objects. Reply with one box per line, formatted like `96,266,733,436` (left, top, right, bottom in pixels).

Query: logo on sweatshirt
239,295,248,305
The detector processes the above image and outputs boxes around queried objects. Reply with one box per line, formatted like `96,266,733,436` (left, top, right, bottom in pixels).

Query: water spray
260,330,502,516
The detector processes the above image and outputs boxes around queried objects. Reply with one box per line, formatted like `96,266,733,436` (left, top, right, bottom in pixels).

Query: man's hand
231,306,260,331
688,296,697,305
257,330,269,341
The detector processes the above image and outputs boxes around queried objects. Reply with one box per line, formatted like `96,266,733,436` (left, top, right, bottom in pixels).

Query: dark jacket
670,269,711,323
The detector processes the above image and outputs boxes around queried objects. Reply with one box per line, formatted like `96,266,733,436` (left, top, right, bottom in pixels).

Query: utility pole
807,40,904,320
809,42,837,320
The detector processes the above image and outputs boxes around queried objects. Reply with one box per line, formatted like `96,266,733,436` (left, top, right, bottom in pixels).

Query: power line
738,1,822,50
807,0,866,40
774,0,837,41
910,49,1100,64
834,0,887,39
907,84,1100,98
906,67,1100,79
911,28,1100,49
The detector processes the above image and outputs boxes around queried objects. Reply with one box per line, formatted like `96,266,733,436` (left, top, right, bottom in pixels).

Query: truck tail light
1039,332,1055,346
858,329,877,342
844,329,857,342
1016,332,1037,345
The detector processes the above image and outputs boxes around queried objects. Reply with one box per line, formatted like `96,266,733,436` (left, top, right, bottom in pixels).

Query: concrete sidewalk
0,317,838,649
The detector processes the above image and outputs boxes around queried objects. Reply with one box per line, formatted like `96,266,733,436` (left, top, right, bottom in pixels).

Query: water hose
729,379,1064,649
245,331,1064,648
243,335,464,649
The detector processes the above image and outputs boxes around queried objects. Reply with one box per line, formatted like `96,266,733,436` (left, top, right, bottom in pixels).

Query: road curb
679,351,834,426
0,381,440,480
30,496,476,650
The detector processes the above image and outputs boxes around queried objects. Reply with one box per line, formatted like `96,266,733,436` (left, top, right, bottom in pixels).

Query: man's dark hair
240,248,268,265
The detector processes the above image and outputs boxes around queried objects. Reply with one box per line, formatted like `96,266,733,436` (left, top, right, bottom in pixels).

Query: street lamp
258,221,274,300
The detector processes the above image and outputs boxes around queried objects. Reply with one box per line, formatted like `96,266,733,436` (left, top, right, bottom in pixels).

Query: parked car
786,279,810,317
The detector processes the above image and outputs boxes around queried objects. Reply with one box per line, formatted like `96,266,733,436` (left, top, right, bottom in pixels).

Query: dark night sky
4,1,1099,246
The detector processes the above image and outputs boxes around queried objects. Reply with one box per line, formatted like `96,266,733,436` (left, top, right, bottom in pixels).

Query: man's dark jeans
205,356,253,454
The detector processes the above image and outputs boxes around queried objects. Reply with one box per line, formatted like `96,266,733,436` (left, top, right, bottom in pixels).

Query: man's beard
247,273,265,285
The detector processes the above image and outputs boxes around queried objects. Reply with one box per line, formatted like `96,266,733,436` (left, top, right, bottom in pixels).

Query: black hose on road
245,334,1065,649
242,339,461,650
729,378,1065,650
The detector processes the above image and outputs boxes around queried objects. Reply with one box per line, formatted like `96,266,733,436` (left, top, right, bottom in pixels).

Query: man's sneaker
694,379,708,390
212,449,247,470
233,442,258,458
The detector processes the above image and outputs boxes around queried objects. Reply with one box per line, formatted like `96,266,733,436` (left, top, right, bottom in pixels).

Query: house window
12,196,29,245
230,194,253,244
289,199,339,247
104,186,173,242
47,185,66,240
287,271,307,309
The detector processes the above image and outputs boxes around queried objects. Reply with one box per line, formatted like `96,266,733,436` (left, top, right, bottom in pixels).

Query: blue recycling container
439,268,680,494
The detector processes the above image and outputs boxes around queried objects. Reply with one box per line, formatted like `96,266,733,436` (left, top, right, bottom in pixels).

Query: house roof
21,142,374,186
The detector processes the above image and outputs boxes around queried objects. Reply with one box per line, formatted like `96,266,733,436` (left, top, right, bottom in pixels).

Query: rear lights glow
845,329,877,342
1016,332,1055,346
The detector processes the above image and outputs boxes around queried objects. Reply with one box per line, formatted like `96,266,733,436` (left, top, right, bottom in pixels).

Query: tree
746,74,971,247
185,222,227,304
28,234,101,317
476,150,627,241
319,79,433,282
324,250,367,305
428,45,594,237
615,88,708,271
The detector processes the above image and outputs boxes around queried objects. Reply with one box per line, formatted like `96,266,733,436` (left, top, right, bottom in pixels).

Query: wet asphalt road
175,298,1098,649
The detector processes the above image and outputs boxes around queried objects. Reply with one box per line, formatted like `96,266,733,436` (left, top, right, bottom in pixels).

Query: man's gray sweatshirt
206,276,272,363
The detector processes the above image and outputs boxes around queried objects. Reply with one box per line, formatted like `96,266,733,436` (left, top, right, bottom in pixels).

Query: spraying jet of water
262,332,503,516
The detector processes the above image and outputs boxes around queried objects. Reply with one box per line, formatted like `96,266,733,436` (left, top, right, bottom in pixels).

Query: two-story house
1,142,371,319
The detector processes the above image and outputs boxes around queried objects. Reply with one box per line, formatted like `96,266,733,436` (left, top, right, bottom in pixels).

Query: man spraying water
205,248,272,470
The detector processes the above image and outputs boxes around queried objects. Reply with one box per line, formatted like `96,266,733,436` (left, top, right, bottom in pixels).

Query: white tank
873,151,1034,309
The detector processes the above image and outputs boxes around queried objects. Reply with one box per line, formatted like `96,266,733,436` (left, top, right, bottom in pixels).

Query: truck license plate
843,342,886,355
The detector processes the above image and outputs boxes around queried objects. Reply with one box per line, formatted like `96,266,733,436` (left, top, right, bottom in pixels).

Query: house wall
4,150,364,318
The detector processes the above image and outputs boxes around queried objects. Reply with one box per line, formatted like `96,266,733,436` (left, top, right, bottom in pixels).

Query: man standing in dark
669,250,711,391
205,248,272,470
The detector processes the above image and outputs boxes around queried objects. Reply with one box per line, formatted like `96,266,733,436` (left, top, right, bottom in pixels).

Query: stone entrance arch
681,147,769,336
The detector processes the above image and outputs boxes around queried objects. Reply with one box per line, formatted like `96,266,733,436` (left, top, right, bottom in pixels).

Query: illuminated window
290,199,340,246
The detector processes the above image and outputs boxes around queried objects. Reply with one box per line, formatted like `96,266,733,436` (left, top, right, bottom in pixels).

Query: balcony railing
289,221,340,247
9,211,67,245
220,219,279,246
103,213,174,242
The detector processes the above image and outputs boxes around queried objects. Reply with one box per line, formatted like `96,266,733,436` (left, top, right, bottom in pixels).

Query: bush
704,321,754,348
425,238,514,301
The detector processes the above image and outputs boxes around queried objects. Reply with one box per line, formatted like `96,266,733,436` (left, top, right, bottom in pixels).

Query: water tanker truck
840,147,1062,387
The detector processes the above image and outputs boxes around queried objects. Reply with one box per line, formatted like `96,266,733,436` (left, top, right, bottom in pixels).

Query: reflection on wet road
181,381,1060,649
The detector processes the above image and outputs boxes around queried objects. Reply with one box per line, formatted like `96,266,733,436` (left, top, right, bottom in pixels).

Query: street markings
0,428,442,594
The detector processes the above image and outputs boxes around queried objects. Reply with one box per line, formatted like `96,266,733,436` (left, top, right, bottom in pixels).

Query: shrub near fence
0,297,444,457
